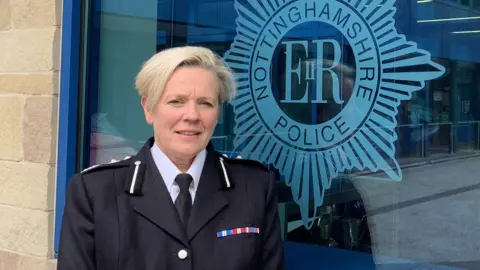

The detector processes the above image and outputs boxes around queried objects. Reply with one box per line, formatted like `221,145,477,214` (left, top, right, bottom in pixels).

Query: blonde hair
135,46,236,111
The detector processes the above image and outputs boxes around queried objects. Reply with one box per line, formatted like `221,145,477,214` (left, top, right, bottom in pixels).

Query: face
142,67,220,163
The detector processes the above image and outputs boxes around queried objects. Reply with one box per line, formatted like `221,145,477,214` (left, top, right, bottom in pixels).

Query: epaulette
215,153,270,190
81,156,132,174
217,153,269,171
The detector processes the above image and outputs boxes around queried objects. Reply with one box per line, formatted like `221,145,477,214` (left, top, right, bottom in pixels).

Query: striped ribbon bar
217,227,260,238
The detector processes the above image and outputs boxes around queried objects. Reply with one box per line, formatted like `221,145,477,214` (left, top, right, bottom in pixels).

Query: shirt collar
150,143,206,194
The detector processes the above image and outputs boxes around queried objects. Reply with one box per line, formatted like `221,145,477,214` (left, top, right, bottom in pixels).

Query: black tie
174,173,193,227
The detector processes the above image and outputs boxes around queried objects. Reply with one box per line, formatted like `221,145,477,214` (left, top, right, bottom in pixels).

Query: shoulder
80,156,134,175
217,153,274,190
217,153,278,201
218,153,269,173
68,157,134,194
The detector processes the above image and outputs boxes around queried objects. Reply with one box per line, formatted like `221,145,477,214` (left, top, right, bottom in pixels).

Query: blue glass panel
77,0,480,268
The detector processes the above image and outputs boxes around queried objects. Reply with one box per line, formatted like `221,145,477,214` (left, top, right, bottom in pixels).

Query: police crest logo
223,0,445,228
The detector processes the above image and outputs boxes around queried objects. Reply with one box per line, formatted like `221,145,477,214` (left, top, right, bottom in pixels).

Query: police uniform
57,137,285,270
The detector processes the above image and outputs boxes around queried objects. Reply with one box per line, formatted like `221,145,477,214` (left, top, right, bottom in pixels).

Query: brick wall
0,0,60,268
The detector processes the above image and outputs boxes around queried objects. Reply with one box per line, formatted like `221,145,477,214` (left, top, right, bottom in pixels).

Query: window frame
53,0,83,257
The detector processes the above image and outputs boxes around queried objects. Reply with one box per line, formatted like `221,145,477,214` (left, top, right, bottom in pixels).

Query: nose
183,102,200,121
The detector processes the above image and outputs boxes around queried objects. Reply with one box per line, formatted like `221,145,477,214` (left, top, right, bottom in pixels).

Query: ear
141,96,153,125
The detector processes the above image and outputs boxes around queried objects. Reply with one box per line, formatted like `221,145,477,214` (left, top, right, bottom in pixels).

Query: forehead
163,67,219,97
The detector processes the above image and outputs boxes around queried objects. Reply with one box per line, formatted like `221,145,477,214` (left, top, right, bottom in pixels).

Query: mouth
175,131,202,137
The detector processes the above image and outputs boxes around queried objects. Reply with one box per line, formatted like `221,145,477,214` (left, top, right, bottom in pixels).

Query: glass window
474,0,480,9
79,0,480,268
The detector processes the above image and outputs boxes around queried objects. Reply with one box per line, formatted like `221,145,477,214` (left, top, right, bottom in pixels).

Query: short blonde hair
135,46,236,111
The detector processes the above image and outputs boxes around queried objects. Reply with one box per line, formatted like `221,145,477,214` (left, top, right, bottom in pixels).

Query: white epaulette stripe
218,157,231,188
81,156,132,174
81,164,100,174
129,161,141,194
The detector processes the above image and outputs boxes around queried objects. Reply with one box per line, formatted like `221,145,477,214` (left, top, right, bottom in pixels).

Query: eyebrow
164,94,216,101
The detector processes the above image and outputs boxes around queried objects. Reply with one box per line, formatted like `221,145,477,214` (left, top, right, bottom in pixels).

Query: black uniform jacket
57,137,285,270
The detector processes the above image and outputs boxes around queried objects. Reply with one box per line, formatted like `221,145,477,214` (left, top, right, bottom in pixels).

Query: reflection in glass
79,0,480,269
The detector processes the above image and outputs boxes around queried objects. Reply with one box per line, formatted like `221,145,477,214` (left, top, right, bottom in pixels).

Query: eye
200,101,214,107
168,99,182,105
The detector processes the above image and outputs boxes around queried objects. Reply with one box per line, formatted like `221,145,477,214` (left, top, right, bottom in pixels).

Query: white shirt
150,143,206,203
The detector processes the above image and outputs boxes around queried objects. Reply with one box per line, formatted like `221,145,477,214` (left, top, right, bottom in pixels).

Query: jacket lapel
129,138,189,247
187,151,230,241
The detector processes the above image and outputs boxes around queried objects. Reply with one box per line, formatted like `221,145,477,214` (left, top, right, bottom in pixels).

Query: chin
175,147,202,157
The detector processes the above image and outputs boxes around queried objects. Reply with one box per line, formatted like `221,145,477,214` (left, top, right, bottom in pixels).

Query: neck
171,157,194,173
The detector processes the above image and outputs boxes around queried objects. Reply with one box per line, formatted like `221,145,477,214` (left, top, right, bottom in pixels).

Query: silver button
178,249,188,260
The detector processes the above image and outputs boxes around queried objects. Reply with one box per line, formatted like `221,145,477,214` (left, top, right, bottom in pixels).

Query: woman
57,46,285,270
